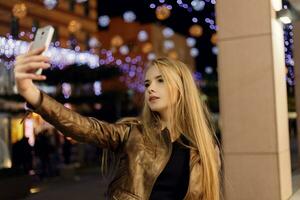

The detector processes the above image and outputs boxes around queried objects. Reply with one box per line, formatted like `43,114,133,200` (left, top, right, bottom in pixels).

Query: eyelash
144,79,164,88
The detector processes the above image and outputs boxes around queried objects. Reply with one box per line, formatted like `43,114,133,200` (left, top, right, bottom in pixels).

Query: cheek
145,92,150,105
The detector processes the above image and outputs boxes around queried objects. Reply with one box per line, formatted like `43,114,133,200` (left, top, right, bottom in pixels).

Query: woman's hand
14,46,51,106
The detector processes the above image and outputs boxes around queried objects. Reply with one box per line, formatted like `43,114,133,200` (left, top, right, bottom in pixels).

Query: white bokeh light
88,37,100,48
44,0,57,10
163,40,175,50
162,27,174,38
191,0,205,11
212,46,218,55
205,66,213,74
98,15,110,27
93,81,102,96
62,83,72,99
186,37,196,47
120,45,129,55
147,53,156,61
138,30,148,42
190,48,199,57
123,11,136,23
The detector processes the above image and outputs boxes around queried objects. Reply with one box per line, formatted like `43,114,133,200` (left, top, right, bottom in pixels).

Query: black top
150,137,190,200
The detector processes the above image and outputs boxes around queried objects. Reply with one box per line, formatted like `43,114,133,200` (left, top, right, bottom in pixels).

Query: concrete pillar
216,0,292,199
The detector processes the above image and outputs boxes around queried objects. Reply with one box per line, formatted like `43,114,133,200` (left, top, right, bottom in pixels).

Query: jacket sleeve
31,92,132,150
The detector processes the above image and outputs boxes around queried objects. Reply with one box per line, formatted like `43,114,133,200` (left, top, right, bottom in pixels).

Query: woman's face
144,66,173,115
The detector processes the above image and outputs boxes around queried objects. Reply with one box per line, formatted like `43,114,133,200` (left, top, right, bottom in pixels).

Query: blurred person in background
34,129,52,179
12,137,33,174
14,47,221,200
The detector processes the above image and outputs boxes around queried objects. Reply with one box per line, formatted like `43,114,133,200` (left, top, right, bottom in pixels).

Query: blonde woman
14,47,221,200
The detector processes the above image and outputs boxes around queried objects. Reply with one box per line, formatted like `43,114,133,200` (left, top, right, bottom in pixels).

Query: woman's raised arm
33,91,132,150
14,47,132,151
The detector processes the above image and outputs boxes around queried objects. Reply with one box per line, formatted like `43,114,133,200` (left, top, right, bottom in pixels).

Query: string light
284,23,294,86
7,1,297,92
192,17,198,23
205,17,217,31
150,3,156,9
0,36,99,69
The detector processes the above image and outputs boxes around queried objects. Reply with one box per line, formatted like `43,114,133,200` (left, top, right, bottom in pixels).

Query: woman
14,47,221,200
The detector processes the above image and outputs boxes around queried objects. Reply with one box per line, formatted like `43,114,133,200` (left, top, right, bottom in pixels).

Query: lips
149,96,159,102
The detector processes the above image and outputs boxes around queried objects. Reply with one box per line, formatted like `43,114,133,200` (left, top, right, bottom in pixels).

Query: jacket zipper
145,133,173,200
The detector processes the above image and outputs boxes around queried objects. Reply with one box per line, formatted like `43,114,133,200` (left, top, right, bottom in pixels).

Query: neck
159,110,169,130
159,111,180,142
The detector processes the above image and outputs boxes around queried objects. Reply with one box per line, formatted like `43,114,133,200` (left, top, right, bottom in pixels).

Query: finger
16,55,50,66
15,53,27,62
15,62,50,73
20,62,51,72
27,46,46,56
15,72,47,81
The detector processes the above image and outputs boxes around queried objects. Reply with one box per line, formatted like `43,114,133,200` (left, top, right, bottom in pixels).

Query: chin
149,106,165,113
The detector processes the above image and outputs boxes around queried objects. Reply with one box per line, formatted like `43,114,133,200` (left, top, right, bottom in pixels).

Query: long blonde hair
142,57,221,200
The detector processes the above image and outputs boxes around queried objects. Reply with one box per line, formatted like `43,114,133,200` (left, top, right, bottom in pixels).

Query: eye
158,78,164,83
144,83,150,88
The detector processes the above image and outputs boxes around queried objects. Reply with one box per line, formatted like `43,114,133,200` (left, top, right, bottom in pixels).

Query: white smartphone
30,25,54,75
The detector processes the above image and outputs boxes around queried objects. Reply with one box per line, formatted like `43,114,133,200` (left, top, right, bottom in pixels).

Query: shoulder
116,117,142,126
116,117,145,137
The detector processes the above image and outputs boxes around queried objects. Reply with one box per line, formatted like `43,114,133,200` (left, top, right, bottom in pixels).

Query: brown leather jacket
30,92,220,200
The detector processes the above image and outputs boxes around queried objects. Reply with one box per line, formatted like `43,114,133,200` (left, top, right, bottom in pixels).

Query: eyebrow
144,75,163,83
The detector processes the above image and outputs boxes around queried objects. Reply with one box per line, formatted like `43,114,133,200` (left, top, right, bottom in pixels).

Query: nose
147,83,155,94
148,88,154,94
